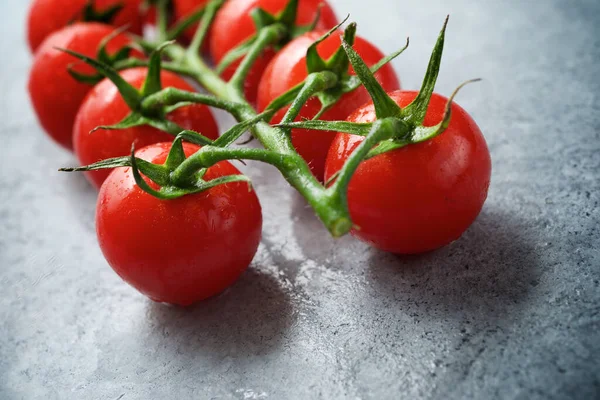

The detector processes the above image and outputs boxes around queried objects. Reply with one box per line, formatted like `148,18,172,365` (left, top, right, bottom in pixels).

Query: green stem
113,58,195,78
326,118,405,221
155,0,170,43
229,24,287,93
141,87,244,114
172,147,286,181
280,71,338,124
155,31,353,236
187,0,224,55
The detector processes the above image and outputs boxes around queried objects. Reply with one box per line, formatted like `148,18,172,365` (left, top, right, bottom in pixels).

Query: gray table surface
1,0,599,399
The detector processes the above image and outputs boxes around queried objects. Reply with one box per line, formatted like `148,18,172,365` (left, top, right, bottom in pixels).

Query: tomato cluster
26,0,491,306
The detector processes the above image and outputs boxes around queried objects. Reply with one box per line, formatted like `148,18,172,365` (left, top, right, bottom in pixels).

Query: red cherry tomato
324,91,492,254
73,67,219,188
27,0,143,53
210,0,338,104
257,31,400,180
172,0,211,44
28,23,141,150
97,142,263,306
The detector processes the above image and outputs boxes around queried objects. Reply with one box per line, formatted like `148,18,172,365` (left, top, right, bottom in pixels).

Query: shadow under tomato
144,266,295,357
365,207,542,324
289,191,363,265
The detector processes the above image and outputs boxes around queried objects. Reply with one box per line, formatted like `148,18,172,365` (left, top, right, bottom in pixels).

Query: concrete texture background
1,0,599,399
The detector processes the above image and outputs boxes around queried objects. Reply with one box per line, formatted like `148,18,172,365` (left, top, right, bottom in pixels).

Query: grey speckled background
1,0,599,399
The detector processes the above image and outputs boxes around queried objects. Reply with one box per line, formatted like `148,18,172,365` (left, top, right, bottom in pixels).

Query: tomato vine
56,0,485,239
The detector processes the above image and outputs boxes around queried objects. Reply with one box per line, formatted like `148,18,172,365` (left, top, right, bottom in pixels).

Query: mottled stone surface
1,0,599,399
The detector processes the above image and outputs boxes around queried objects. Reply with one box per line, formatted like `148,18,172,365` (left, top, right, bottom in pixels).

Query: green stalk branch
136,26,366,236
328,118,404,196
280,71,338,125
187,0,225,55
229,23,287,92
141,87,244,114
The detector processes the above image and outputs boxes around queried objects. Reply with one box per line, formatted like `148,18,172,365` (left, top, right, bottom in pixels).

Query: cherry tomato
172,0,211,44
324,91,492,254
27,0,143,53
28,23,141,150
97,142,263,306
257,31,400,181
210,0,338,104
73,67,219,188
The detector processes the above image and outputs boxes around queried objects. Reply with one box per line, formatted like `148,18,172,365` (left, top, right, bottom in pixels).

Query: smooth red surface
73,68,219,189
96,142,262,306
209,0,338,103
28,23,141,150
27,0,142,53
324,91,492,254
257,31,400,181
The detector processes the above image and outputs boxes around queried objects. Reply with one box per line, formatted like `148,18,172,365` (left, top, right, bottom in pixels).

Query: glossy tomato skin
210,0,338,104
97,142,263,306
27,0,142,53
73,68,219,189
28,23,140,150
325,91,492,254
257,31,400,181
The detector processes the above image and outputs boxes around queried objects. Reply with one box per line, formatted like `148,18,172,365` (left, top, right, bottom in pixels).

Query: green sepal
341,37,409,94
291,2,322,36
130,147,181,199
164,136,186,170
136,159,172,186
67,68,105,85
275,120,373,136
174,130,215,146
74,0,123,25
58,153,169,188
130,145,252,200
59,47,141,110
65,25,140,86
402,16,448,125
251,7,277,29
217,0,326,75
305,16,350,73
264,21,405,121
340,39,401,119
323,20,355,75
59,156,131,172
96,24,135,62
89,112,148,134
141,41,175,98
278,0,299,27
366,78,481,159
214,111,272,147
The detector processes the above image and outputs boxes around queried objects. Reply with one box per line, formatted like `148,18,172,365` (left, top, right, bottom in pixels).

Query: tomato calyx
215,0,321,75
66,25,142,85
277,16,481,159
58,42,225,141
68,0,125,26
62,136,252,199
61,108,268,197
264,21,409,120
